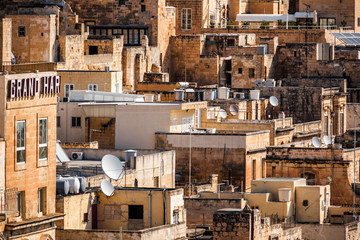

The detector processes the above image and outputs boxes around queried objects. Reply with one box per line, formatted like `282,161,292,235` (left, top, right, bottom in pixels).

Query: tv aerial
229,104,239,116
312,137,321,148
100,154,125,197
322,135,332,145
269,96,279,107
219,109,228,119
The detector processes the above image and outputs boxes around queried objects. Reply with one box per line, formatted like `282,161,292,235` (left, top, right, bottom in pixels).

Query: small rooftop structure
69,90,145,102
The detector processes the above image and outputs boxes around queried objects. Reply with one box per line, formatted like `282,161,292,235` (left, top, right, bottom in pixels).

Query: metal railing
203,24,352,31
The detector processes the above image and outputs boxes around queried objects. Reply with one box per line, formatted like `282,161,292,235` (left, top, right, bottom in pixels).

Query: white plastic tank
144,94,154,102
278,188,291,202
63,176,80,194
250,90,260,100
218,87,229,100
125,150,137,163
174,89,185,101
77,176,87,193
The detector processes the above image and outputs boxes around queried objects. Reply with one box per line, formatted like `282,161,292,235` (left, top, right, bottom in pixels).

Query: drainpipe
149,191,152,228
163,189,167,225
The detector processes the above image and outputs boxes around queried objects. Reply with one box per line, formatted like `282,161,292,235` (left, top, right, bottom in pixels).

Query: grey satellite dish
312,137,321,148
269,96,279,107
219,109,227,119
323,135,332,145
229,104,239,116
101,154,124,180
101,179,114,197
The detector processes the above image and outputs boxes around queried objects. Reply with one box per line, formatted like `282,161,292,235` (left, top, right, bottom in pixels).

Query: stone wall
0,18,11,67
266,146,360,205
155,132,268,190
184,197,246,228
56,223,187,240
8,14,57,63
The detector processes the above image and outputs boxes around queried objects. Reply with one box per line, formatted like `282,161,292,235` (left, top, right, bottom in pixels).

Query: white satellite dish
219,109,227,119
101,179,114,197
229,105,239,116
101,154,124,180
269,96,279,107
323,135,332,145
312,137,321,148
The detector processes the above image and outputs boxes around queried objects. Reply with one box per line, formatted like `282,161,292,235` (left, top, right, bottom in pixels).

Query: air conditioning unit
71,152,83,160
234,92,245,99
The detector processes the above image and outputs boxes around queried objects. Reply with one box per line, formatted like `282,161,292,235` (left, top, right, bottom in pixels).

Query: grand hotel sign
8,76,61,98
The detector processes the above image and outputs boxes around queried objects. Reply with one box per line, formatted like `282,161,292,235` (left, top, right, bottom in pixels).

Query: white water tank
218,87,229,99
174,89,184,101
144,94,154,102
125,150,137,163
250,90,260,100
278,188,291,202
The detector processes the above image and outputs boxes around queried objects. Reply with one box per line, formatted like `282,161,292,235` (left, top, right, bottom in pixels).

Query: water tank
250,90,260,100
144,94,154,102
204,90,215,101
77,176,86,193
56,179,70,195
218,87,229,100
174,89,184,101
178,82,189,88
278,188,291,202
125,150,137,163
63,177,80,194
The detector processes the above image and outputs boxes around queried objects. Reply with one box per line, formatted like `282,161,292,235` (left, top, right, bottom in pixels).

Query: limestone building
0,71,63,239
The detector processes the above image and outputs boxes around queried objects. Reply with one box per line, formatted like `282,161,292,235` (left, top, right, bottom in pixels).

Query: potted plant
242,21,250,29
260,20,270,29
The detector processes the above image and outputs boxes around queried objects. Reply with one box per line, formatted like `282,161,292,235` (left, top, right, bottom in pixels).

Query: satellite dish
101,179,114,197
323,135,332,145
229,105,239,116
101,154,124,180
219,109,227,119
269,96,279,107
312,137,321,148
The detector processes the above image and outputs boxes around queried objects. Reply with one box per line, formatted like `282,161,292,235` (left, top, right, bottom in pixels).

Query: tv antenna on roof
312,137,321,148
229,104,239,116
100,154,125,197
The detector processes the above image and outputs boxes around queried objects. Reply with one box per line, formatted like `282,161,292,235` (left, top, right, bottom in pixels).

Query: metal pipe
163,189,167,225
149,191,152,228
353,108,357,218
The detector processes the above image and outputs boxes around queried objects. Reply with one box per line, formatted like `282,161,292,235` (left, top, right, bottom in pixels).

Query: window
324,116,328,135
128,205,143,219
84,21,96,26
358,18,360,27
141,4,146,12
88,84,98,91
294,51,297,57
57,116,61,127
249,68,255,78
18,26,25,37
173,210,179,224
72,117,81,127
340,113,344,134
38,187,45,214
252,159,256,180
238,68,243,74
227,39,235,47
17,121,26,163
181,8,192,30
89,46,98,55
39,118,48,160
119,0,127,5
64,84,74,98
17,191,24,217
319,18,336,28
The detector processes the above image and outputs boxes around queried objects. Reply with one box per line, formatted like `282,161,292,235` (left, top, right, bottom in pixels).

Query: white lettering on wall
8,76,60,98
